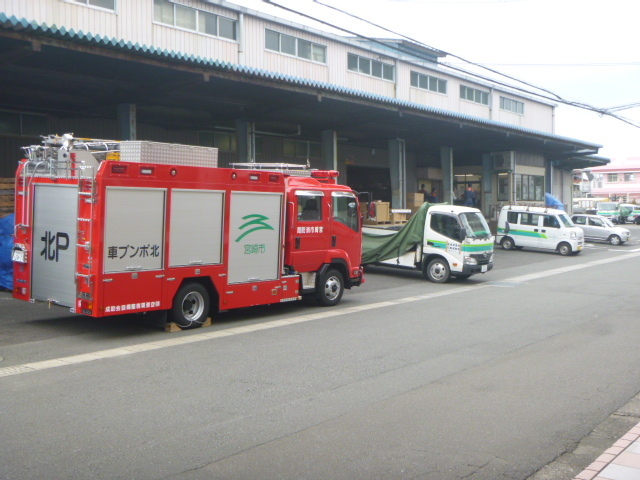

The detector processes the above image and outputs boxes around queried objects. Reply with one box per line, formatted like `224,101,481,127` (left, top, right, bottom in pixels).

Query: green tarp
362,203,431,264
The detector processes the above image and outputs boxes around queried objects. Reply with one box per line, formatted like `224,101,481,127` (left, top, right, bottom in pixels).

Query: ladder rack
230,162,314,177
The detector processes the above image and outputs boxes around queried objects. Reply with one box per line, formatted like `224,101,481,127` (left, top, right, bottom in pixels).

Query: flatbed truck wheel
424,258,450,283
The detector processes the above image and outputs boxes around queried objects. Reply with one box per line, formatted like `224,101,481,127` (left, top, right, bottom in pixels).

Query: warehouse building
0,0,607,220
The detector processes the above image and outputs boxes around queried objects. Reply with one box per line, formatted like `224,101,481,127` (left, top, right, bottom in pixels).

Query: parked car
571,214,631,245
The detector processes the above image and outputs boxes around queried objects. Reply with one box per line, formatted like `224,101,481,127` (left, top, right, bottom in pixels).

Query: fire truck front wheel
315,268,344,307
170,282,211,329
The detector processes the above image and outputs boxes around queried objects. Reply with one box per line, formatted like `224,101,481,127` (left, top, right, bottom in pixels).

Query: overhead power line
262,0,640,129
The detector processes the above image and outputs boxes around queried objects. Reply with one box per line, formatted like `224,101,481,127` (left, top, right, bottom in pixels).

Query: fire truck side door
101,187,166,312
31,184,78,307
228,191,283,284
330,191,362,267
290,190,328,272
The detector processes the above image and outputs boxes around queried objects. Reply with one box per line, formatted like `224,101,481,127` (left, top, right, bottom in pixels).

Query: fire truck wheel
170,283,211,329
315,268,344,306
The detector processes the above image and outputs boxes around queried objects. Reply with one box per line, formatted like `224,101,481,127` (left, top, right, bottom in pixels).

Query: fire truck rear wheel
170,283,211,329
315,268,344,306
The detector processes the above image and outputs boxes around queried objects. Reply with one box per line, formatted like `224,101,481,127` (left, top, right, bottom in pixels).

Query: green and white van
496,205,583,255
619,203,640,224
596,201,623,224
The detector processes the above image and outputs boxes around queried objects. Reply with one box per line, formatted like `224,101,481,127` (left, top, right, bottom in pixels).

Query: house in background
581,160,640,203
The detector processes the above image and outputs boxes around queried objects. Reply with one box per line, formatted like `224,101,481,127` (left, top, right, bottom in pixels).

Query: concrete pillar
482,153,492,216
117,104,136,140
405,153,417,198
235,119,254,162
321,130,337,171
388,138,406,208
440,146,454,204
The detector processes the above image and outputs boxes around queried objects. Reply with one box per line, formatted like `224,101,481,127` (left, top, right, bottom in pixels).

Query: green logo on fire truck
236,214,274,242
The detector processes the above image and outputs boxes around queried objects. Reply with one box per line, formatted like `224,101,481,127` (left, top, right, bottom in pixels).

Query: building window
460,85,489,105
348,53,394,81
154,0,237,40
607,173,618,182
624,173,635,182
500,96,524,114
265,29,327,64
72,0,116,9
410,71,446,94
515,174,544,201
594,174,603,189
497,174,509,201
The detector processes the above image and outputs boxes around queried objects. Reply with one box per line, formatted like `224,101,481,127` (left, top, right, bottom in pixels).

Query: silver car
571,214,631,245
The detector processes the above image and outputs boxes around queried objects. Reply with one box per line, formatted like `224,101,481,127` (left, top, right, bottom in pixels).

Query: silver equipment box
119,141,218,168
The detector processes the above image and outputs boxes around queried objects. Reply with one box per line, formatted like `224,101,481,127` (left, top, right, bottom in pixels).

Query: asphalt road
1,224,640,480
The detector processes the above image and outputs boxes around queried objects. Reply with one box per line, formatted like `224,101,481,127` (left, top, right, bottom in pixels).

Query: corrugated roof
0,12,602,150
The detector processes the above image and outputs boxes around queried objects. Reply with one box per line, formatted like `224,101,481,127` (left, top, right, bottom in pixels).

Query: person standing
463,184,477,207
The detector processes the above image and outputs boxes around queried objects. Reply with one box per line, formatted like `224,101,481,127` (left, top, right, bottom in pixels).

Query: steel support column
117,104,136,140
440,146,454,204
389,138,406,208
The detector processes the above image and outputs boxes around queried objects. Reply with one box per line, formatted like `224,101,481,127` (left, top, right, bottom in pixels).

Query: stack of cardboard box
364,201,390,224
407,193,425,217
390,209,411,224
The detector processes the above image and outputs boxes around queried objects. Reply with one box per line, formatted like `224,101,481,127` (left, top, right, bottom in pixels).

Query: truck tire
315,268,344,306
170,282,210,329
424,257,450,283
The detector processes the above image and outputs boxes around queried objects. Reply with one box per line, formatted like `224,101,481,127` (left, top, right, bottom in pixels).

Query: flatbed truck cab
362,203,494,283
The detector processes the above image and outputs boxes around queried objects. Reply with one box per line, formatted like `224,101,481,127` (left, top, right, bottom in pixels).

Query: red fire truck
12,135,363,329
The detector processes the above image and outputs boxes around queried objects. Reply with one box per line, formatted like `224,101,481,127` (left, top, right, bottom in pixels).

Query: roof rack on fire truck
21,134,120,175
230,162,316,177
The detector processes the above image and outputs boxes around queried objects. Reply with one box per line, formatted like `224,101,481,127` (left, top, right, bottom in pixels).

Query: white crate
119,141,218,168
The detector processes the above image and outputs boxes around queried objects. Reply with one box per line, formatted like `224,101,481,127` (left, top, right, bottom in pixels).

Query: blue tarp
0,214,14,290
545,193,565,211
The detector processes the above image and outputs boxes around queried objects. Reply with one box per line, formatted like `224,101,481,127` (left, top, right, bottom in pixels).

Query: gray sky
232,0,640,163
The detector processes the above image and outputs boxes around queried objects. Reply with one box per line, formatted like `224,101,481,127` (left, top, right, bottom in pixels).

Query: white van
496,205,584,255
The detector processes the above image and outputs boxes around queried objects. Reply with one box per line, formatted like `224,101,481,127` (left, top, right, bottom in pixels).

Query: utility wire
311,0,638,124
262,0,640,128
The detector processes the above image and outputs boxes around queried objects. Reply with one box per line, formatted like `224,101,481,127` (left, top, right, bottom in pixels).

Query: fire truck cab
12,135,363,329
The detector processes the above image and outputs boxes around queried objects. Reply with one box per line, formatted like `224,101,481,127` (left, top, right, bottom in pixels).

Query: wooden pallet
0,177,14,217
165,317,212,332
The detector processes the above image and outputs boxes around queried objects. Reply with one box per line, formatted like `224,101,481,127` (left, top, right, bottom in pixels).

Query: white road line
2,251,640,379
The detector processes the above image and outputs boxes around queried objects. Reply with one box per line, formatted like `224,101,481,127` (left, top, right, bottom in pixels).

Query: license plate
577,245,582,251
481,265,487,273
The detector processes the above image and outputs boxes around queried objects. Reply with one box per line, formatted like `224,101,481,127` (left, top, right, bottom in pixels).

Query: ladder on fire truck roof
230,162,314,177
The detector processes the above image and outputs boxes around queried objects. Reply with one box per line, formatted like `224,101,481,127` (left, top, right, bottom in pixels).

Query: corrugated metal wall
0,0,555,133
